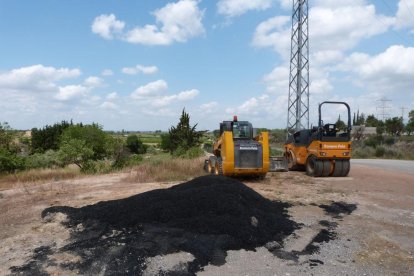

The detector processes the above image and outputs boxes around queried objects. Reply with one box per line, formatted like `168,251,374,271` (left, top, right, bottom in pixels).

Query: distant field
136,134,162,144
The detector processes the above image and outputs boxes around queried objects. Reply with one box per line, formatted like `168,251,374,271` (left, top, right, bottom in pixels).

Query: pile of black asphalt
14,175,298,275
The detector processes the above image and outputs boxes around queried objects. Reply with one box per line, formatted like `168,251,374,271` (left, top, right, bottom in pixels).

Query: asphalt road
351,159,414,174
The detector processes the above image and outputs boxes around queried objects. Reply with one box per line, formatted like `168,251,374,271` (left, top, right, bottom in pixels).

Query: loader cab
220,116,254,140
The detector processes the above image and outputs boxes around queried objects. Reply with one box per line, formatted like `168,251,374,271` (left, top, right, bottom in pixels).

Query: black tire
332,160,343,177
314,160,323,177
306,156,317,176
321,160,331,177
341,159,350,177
215,157,223,175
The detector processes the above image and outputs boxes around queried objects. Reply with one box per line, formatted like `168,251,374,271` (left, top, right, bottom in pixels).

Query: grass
0,167,80,191
125,156,206,183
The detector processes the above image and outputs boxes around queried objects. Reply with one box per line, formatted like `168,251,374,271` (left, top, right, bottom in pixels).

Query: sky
0,0,414,131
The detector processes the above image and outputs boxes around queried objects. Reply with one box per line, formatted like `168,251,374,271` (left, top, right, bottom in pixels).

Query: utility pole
376,97,391,121
287,0,309,137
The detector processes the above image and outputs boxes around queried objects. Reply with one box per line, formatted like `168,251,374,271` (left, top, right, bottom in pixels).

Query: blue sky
1,0,414,131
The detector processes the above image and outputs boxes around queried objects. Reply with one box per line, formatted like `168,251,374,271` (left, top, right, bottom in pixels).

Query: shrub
364,136,382,148
384,137,395,146
126,135,147,154
25,150,61,169
81,160,113,174
352,146,375,159
0,148,25,173
375,146,385,157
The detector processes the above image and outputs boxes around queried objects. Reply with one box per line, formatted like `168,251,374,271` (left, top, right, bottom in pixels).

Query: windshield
232,122,251,138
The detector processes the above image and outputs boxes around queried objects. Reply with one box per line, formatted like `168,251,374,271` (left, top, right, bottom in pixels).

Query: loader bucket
269,156,288,172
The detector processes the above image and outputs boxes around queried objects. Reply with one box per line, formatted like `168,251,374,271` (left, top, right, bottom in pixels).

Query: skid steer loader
284,101,352,177
204,116,287,177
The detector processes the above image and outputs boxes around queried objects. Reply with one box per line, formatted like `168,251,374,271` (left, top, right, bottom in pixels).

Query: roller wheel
341,159,350,177
306,156,322,177
332,160,343,177
321,160,331,177
215,157,223,175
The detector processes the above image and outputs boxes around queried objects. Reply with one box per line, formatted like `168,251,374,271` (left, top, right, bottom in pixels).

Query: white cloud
217,0,273,17
84,76,104,88
117,0,205,45
101,69,113,76
395,0,414,32
100,101,118,110
55,85,89,101
91,14,125,39
106,92,118,100
252,16,291,56
122,65,158,75
152,89,199,107
338,45,414,92
200,101,218,112
253,2,394,58
131,79,168,99
0,64,80,92
263,65,289,94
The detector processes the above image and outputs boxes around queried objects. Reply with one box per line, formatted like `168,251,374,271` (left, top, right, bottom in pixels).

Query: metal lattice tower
287,0,309,136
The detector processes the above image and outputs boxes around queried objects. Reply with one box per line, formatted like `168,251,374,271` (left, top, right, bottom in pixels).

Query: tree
405,110,414,136
160,133,173,152
58,124,111,168
58,138,94,169
376,120,385,136
168,109,202,153
126,135,147,154
335,115,346,131
365,114,379,127
385,117,404,136
31,120,72,153
0,123,25,173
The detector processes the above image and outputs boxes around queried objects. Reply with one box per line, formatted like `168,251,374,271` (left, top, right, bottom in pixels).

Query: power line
402,0,414,18
376,97,392,121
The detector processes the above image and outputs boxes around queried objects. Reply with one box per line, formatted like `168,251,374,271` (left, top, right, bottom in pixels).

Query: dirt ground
0,164,413,275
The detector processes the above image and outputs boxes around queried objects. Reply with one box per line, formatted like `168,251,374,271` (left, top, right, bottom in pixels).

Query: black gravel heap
37,175,297,275
319,201,357,218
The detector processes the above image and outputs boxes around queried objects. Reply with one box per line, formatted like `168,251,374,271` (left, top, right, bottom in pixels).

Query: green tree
126,134,147,154
58,138,94,169
385,117,404,136
160,133,173,152
376,120,385,136
31,120,72,153
168,109,202,153
335,115,346,131
0,123,25,173
58,124,111,168
365,114,380,127
405,110,414,136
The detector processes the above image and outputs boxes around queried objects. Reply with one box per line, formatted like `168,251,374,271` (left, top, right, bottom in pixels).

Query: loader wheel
321,160,331,177
215,157,223,175
207,160,214,174
341,160,350,177
332,160,343,177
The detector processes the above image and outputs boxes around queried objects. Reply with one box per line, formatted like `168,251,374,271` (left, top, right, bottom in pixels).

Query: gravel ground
0,164,413,275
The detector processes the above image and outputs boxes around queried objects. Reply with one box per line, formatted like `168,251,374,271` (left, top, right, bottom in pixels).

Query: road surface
351,159,414,174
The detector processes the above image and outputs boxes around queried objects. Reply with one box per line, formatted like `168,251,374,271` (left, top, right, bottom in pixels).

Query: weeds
0,167,80,190
125,157,206,183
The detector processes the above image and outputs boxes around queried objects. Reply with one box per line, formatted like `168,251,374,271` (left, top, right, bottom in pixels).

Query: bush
81,160,113,174
375,146,385,157
364,136,382,148
126,135,147,154
25,150,61,169
352,146,375,159
384,137,395,146
0,149,25,173
172,147,204,159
